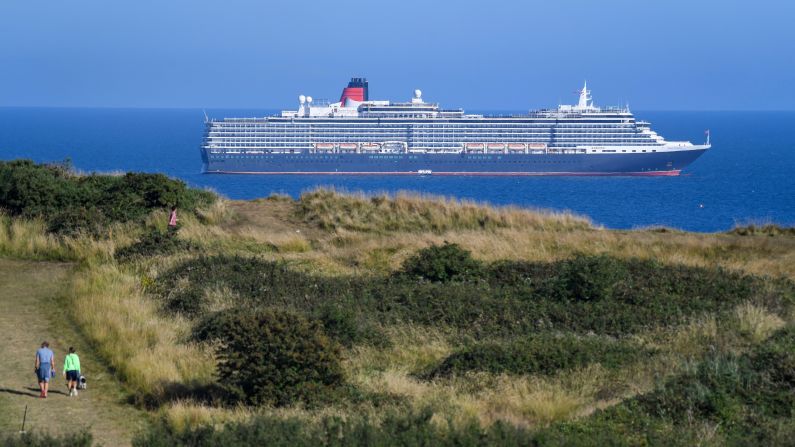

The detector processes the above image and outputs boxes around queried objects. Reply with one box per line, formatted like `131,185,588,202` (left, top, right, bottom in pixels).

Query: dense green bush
158,254,793,340
0,431,92,447
0,159,214,234
115,228,195,261
399,242,482,282
195,308,344,406
134,408,536,447
557,254,629,301
425,334,653,378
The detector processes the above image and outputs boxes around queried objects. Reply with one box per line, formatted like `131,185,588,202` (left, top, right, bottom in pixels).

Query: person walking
63,347,81,397
168,205,178,230
34,341,55,398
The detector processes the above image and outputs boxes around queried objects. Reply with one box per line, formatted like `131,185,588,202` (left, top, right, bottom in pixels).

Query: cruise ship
202,78,709,175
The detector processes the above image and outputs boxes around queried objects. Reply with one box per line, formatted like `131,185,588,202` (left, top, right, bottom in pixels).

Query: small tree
205,308,343,406
400,242,482,282
559,254,628,302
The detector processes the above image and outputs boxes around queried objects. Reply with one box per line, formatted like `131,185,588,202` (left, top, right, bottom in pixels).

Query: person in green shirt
63,347,81,397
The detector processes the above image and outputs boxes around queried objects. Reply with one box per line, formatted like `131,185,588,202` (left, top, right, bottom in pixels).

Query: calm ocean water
0,108,792,232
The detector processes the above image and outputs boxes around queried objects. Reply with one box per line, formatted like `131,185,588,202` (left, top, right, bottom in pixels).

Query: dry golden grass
345,325,454,375
195,199,236,226
734,302,786,343
0,213,136,264
298,188,594,234
0,215,71,259
66,263,215,398
188,191,795,280
162,401,254,433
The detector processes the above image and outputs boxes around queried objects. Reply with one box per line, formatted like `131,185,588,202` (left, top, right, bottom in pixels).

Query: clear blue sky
1,0,793,110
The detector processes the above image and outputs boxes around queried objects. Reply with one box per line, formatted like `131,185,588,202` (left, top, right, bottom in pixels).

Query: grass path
0,258,146,446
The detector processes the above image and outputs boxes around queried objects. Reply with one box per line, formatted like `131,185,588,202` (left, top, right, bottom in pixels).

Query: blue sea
0,108,793,232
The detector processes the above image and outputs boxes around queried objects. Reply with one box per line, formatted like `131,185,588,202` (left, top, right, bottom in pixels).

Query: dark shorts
66,370,80,381
37,363,51,382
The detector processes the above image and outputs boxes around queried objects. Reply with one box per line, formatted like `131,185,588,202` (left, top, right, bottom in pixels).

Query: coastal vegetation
0,160,794,445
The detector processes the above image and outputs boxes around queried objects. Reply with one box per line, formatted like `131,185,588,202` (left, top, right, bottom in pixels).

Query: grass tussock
194,199,235,226
734,302,786,342
297,188,593,234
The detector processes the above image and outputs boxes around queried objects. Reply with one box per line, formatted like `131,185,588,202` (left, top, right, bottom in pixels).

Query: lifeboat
527,143,547,150
487,143,505,150
315,143,334,150
466,143,485,151
507,143,526,150
339,143,358,151
361,143,381,152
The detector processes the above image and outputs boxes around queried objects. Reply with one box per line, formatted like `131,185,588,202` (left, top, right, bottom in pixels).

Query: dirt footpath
0,259,146,446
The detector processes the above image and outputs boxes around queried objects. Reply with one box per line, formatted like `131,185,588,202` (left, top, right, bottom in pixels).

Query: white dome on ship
306,96,313,103
299,95,306,104
414,89,422,99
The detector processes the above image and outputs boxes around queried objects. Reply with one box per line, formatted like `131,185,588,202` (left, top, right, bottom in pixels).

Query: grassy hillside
0,161,793,446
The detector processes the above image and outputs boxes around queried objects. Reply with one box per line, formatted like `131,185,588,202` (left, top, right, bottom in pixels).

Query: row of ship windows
214,123,637,129
211,134,654,139
210,136,651,142
210,155,583,164
212,127,639,131
209,135,652,142
209,131,644,137
211,139,659,146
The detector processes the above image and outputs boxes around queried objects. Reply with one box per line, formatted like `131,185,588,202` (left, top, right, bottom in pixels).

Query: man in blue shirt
35,341,55,398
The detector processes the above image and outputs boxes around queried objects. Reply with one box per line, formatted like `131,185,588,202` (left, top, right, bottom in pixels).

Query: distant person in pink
168,206,177,230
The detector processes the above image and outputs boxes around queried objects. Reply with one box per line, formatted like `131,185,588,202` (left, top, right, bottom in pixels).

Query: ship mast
577,81,591,109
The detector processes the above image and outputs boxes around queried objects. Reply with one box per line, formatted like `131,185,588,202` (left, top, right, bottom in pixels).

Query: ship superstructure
201,78,709,175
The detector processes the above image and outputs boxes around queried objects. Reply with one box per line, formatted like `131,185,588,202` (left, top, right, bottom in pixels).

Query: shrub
157,254,794,339
115,228,195,261
0,431,92,447
557,254,629,302
425,333,652,378
197,308,344,406
156,256,323,317
315,301,387,348
134,408,536,447
399,242,482,282
0,159,215,234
